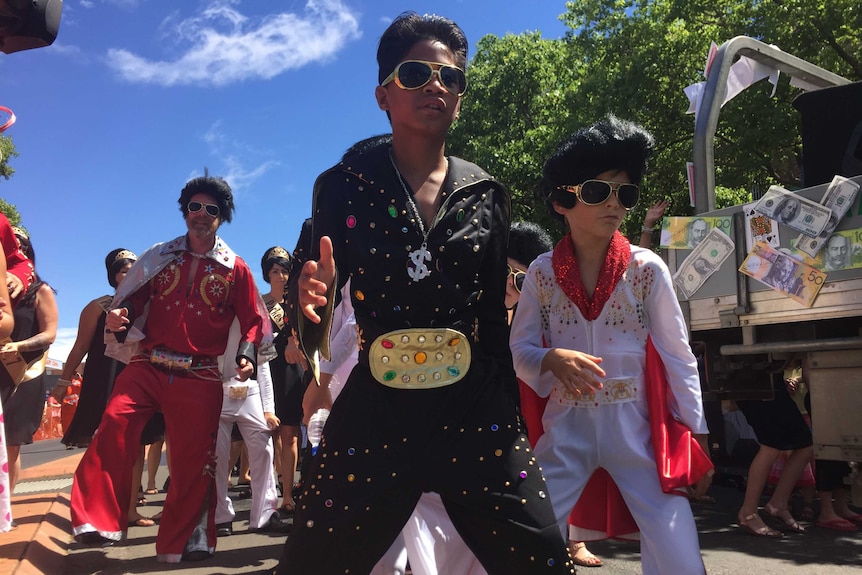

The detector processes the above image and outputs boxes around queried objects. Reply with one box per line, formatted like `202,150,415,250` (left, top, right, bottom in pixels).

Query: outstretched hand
298,236,336,324
644,199,669,228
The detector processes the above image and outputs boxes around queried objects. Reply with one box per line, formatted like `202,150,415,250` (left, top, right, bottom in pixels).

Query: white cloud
201,120,279,192
105,0,362,86
49,326,79,365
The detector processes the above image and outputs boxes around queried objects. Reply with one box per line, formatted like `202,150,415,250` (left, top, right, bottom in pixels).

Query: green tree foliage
0,198,22,226
0,134,23,225
448,0,860,239
448,32,577,233
0,134,18,181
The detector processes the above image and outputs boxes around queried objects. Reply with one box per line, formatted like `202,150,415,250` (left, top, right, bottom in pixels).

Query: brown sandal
738,513,783,538
568,541,603,567
765,503,806,532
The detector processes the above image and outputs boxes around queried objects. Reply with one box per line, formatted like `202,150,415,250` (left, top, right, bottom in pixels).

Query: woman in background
55,248,164,527
1,229,58,494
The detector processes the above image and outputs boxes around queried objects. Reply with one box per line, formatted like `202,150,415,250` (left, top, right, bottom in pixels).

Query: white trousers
536,400,705,575
214,385,279,529
370,492,487,575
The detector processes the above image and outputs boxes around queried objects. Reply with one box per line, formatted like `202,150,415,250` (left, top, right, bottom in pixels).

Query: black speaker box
0,0,63,54
792,81,862,187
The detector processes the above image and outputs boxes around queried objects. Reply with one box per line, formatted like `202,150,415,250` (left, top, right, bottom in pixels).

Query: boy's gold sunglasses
382,60,467,96
556,180,640,210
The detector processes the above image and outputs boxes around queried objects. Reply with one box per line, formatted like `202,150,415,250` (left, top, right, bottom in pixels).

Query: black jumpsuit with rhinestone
277,144,574,575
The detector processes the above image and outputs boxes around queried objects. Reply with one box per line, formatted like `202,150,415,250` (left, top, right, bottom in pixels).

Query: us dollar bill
659,216,732,249
672,227,734,299
794,176,860,258
753,185,832,238
739,242,827,307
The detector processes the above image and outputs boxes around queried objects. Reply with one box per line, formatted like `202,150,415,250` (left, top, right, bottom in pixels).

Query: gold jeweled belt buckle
369,328,471,389
227,385,249,400
149,347,193,371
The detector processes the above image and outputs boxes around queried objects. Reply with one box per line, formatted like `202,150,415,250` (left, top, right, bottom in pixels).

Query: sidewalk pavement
0,450,82,575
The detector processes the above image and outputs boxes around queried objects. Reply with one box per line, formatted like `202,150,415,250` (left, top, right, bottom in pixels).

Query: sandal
765,503,806,532
738,513,783,538
816,518,857,531
137,496,147,506
144,487,159,495
841,513,862,526
568,541,603,568
128,517,156,527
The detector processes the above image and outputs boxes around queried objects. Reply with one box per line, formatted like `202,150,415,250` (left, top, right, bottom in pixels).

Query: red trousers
71,361,223,558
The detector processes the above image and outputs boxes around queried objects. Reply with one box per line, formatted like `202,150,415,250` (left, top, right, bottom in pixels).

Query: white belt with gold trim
551,377,643,408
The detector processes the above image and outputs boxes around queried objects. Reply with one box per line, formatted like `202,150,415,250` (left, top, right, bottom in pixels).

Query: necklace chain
389,149,429,240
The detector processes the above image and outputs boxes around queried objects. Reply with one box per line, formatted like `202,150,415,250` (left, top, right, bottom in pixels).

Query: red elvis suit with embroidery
70,243,263,560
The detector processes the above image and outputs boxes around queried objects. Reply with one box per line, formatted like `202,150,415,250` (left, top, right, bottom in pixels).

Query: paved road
20,441,862,574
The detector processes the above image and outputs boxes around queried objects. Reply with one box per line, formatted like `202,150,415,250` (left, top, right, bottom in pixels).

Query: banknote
739,242,826,307
753,185,832,238
672,227,734,299
743,201,780,252
660,216,732,249
794,176,861,258
800,228,862,272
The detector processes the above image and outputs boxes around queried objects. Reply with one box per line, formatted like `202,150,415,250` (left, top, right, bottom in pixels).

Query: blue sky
0,0,570,365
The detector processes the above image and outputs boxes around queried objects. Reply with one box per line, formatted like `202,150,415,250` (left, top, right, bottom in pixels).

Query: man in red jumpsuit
70,171,267,563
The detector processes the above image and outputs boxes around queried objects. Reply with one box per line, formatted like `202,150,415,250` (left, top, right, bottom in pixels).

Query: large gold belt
368,328,471,389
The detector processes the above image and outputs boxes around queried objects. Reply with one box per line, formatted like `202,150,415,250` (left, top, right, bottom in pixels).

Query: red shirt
126,251,263,357
0,213,34,302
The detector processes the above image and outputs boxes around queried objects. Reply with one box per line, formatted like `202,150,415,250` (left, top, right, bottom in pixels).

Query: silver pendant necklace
389,150,432,282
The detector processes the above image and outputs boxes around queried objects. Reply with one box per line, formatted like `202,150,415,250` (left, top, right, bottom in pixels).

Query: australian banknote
660,216,732,249
739,242,826,307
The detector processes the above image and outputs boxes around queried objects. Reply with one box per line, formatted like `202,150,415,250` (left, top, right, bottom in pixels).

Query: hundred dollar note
739,242,826,307
794,176,860,258
753,185,832,238
808,228,862,272
660,216,732,249
672,227,734,299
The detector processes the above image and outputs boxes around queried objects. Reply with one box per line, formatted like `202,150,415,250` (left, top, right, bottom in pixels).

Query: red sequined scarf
552,230,631,321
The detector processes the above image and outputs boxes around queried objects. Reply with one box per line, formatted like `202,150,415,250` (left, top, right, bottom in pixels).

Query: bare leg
7,445,20,492
239,443,251,484
145,440,164,492
278,425,301,511
128,446,153,524
273,434,283,479
228,440,243,486
764,446,812,531
738,444,782,535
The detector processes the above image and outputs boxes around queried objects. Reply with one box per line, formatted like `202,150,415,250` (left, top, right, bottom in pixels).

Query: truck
665,36,862,476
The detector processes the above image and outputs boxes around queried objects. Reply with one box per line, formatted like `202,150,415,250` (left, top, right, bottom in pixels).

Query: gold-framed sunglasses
556,180,640,210
507,264,526,293
187,200,220,217
382,60,468,96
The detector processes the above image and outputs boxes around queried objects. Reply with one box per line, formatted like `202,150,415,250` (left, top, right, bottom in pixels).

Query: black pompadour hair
538,115,654,222
178,168,235,224
377,11,468,87
508,221,553,267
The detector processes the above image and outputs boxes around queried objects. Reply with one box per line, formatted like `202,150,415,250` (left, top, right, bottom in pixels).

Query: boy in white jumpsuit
510,116,712,575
